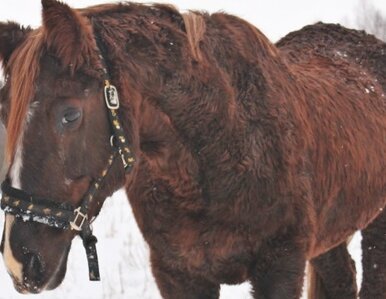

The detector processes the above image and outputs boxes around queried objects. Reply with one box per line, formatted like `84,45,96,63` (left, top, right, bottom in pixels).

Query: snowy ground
0,189,362,299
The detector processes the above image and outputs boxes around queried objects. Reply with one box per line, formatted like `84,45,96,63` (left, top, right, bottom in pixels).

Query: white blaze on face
0,62,4,113
9,138,23,189
3,139,24,282
0,61,4,83
3,101,45,288
4,215,23,281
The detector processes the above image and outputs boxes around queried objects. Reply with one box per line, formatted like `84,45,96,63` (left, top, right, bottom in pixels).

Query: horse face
0,56,119,293
0,0,127,293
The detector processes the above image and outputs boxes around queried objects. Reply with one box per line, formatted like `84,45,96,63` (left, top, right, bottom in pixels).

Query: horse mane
81,2,207,62
6,29,43,161
181,12,206,61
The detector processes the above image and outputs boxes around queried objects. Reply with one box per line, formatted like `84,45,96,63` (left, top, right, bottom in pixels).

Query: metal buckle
119,148,129,169
70,207,88,231
104,84,120,110
110,135,115,147
110,135,130,169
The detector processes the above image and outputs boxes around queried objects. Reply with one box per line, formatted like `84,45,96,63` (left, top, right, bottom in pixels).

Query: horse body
119,8,313,287
277,23,386,299
0,1,385,298
90,3,386,293
287,54,385,255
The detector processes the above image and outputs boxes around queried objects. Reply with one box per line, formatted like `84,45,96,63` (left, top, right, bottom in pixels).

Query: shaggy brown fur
0,1,385,298
277,22,386,299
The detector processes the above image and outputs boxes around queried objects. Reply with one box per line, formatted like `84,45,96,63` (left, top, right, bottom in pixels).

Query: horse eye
62,109,81,125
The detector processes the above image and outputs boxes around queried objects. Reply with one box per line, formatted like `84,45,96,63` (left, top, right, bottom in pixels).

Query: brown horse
0,1,385,298
276,22,386,299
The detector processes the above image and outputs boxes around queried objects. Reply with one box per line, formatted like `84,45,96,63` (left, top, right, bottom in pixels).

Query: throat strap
80,222,100,281
95,24,136,174
104,81,135,172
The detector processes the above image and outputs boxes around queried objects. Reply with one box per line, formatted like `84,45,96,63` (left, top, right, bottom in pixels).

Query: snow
0,189,363,299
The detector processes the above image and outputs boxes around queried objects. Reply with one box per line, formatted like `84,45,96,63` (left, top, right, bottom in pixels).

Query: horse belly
169,225,253,284
205,242,253,284
311,191,386,257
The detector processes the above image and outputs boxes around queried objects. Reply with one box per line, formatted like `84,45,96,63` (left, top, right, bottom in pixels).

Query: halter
0,42,135,281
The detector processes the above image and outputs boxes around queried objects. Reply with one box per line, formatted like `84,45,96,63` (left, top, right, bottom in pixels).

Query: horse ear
41,0,97,69
0,22,32,66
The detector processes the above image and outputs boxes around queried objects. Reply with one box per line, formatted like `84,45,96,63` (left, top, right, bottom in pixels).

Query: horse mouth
9,244,70,294
14,282,43,294
11,274,44,294
10,261,66,294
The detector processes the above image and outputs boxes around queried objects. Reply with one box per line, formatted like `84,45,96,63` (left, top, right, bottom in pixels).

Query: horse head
0,0,133,293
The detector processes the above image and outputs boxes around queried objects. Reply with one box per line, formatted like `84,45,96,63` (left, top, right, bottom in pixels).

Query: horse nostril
0,226,5,253
0,237,4,254
24,252,44,281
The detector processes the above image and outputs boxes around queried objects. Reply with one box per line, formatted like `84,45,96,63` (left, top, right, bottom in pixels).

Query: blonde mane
182,12,206,61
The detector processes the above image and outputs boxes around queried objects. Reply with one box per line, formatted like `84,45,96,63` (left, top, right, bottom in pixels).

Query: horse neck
90,5,297,166
86,5,310,214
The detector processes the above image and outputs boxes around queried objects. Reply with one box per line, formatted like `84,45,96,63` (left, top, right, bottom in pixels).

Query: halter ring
70,207,88,231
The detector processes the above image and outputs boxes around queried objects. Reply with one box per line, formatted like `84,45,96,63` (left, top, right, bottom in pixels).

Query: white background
0,0,386,41
0,0,385,298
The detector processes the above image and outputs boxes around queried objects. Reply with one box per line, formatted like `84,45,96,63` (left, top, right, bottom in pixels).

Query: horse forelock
6,29,43,162
2,8,105,167
6,3,112,163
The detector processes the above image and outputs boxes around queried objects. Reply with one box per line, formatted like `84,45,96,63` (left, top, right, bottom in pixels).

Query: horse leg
360,208,386,299
150,253,220,299
250,246,306,299
308,241,357,299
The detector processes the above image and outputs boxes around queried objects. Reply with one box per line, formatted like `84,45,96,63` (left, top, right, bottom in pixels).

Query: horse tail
307,262,328,299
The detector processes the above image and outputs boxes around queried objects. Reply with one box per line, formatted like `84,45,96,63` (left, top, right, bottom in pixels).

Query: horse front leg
250,243,306,299
150,252,220,299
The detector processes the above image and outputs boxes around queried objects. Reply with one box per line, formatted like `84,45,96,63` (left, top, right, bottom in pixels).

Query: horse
276,22,386,299
0,1,385,298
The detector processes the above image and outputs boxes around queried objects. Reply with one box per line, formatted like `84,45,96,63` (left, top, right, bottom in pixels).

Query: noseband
0,40,135,281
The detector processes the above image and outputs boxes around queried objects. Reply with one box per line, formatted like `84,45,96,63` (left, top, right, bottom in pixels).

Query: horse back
277,22,386,89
